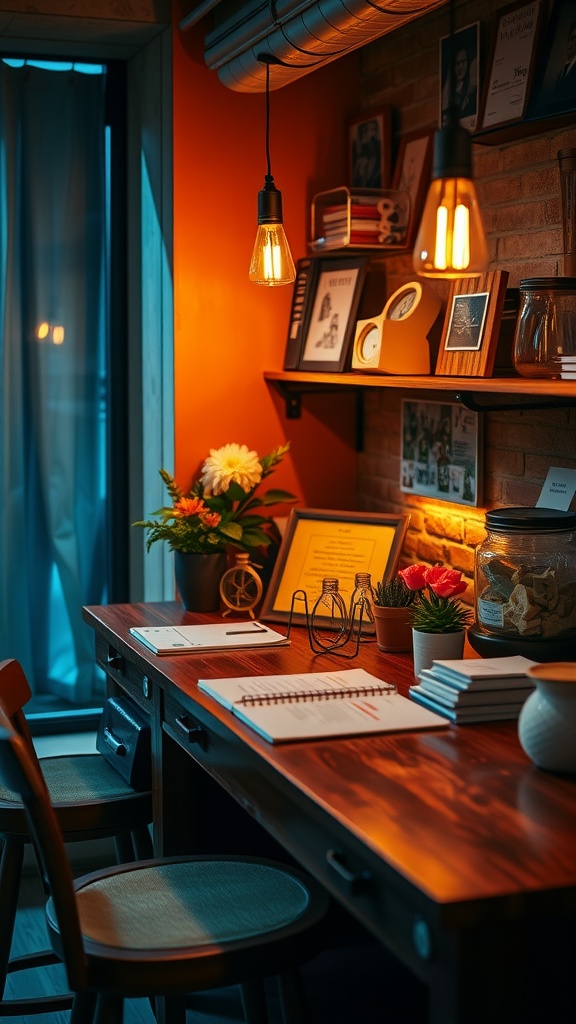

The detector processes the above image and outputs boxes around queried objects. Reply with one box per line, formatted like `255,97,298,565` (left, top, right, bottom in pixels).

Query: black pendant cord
448,0,457,123
265,59,272,179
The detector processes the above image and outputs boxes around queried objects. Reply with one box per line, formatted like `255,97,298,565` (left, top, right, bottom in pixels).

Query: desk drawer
95,634,153,716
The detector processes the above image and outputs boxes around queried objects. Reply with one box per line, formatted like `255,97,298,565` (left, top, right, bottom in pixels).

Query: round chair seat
0,752,151,837
45,855,329,997
71,859,311,948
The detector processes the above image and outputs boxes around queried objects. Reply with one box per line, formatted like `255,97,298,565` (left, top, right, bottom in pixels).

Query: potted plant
133,442,297,611
398,564,473,676
373,576,417,652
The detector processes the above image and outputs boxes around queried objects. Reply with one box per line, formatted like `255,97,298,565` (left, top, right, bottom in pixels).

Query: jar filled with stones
470,507,576,661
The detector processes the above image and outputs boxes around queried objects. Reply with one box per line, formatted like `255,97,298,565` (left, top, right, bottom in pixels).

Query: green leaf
259,488,297,506
220,521,243,541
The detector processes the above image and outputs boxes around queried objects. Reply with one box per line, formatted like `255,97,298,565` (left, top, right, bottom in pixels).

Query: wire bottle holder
287,573,377,657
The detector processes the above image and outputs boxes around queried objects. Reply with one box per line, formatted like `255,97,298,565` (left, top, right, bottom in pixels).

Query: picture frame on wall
435,270,509,377
439,22,480,131
297,255,368,373
478,0,543,130
400,400,482,506
348,108,391,189
391,130,434,247
260,508,410,626
527,0,576,118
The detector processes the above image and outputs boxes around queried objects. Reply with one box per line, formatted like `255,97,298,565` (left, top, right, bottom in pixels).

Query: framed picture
435,270,509,377
391,130,434,247
260,508,410,625
527,0,576,118
348,108,391,189
400,400,482,506
297,255,368,373
439,22,480,131
478,1,544,130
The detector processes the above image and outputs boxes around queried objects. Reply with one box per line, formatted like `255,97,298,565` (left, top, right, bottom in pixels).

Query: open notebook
198,668,447,743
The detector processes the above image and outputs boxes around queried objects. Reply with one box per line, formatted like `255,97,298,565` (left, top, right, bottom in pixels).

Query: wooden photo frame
435,270,509,377
440,22,480,132
348,108,391,189
478,0,544,130
297,255,368,373
391,130,434,247
527,0,576,118
260,508,410,626
401,400,482,506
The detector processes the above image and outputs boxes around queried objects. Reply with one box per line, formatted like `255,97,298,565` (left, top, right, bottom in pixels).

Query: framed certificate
260,508,410,625
478,1,543,130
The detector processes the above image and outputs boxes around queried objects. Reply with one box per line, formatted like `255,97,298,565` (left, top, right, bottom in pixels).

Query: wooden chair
0,695,330,1024
0,658,153,1016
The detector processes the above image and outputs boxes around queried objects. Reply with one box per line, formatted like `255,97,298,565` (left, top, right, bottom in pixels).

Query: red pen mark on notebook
350,700,381,720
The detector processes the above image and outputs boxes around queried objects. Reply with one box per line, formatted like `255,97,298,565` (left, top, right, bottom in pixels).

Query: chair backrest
0,705,89,993
0,659,34,744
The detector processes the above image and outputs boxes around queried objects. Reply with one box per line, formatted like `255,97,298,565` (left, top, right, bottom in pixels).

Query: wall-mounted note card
536,468,576,511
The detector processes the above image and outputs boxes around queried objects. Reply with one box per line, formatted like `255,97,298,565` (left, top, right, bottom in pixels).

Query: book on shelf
416,671,535,708
129,621,289,656
322,205,382,223
424,655,538,691
323,219,383,234
198,668,447,744
409,686,525,724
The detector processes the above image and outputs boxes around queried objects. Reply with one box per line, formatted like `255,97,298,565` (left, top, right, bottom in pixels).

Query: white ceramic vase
412,628,465,679
518,663,576,773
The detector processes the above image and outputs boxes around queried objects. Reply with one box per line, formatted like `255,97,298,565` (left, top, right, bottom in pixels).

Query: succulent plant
410,591,473,634
374,577,417,608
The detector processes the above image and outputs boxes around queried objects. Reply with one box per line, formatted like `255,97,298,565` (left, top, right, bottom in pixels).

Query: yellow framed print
260,508,410,625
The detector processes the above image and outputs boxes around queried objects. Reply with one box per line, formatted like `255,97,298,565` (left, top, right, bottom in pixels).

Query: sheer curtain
0,62,108,703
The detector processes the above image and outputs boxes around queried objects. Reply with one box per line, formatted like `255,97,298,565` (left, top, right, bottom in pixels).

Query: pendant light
413,2,488,279
249,54,296,287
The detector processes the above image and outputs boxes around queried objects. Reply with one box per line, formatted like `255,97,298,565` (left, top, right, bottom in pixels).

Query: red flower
424,566,467,598
398,564,428,590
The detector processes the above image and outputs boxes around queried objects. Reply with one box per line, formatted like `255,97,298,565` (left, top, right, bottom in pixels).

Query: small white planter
412,628,465,679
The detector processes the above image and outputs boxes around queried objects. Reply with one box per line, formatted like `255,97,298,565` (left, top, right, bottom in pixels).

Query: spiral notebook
198,668,447,743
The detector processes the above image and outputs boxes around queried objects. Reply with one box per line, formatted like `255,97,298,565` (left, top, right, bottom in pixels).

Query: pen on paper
225,628,268,636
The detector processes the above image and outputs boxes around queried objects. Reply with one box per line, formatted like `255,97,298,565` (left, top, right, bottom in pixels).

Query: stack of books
409,655,539,724
316,194,405,248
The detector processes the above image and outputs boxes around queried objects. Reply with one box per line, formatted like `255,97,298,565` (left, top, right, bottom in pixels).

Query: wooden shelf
265,370,576,426
265,369,576,398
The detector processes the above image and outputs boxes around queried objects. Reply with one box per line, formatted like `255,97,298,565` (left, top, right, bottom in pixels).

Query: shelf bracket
454,391,576,413
268,379,364,449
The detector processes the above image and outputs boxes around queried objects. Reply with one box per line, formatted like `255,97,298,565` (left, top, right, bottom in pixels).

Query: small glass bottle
310,578,349,651
348,571,376,636
474,507,576,644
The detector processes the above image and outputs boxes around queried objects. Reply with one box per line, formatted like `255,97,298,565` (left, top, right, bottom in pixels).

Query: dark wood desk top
84,602,576,918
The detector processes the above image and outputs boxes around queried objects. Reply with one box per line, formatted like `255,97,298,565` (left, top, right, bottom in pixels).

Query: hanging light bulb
413,1,488,279
249,55,295,286
413,122,488,278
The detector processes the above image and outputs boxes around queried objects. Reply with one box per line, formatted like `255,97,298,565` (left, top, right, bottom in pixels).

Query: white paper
536,467,576,511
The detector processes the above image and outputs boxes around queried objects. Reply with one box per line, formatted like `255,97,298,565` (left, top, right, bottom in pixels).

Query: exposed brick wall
356,0,576,603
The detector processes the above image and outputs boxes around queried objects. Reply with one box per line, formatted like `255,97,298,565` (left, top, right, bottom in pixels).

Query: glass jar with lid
472,507,576,659
512,277,576,379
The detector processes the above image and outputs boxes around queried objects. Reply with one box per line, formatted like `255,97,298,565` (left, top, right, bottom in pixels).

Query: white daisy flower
201,443,262,495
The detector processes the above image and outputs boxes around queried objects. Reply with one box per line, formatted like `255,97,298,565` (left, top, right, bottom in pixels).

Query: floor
4,870,428,1024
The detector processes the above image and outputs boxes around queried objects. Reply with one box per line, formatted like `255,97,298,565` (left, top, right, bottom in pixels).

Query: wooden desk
84,602,576,1024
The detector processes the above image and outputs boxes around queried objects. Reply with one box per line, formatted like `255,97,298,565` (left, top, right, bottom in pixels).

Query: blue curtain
0,63,108,703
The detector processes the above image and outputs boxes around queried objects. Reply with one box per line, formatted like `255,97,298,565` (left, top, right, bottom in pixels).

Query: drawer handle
175,715,207,748
107,649,123,672
326,849,372,895
102,728,127,758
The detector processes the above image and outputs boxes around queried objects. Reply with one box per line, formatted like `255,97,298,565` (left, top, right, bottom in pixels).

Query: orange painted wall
172,15,362,511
